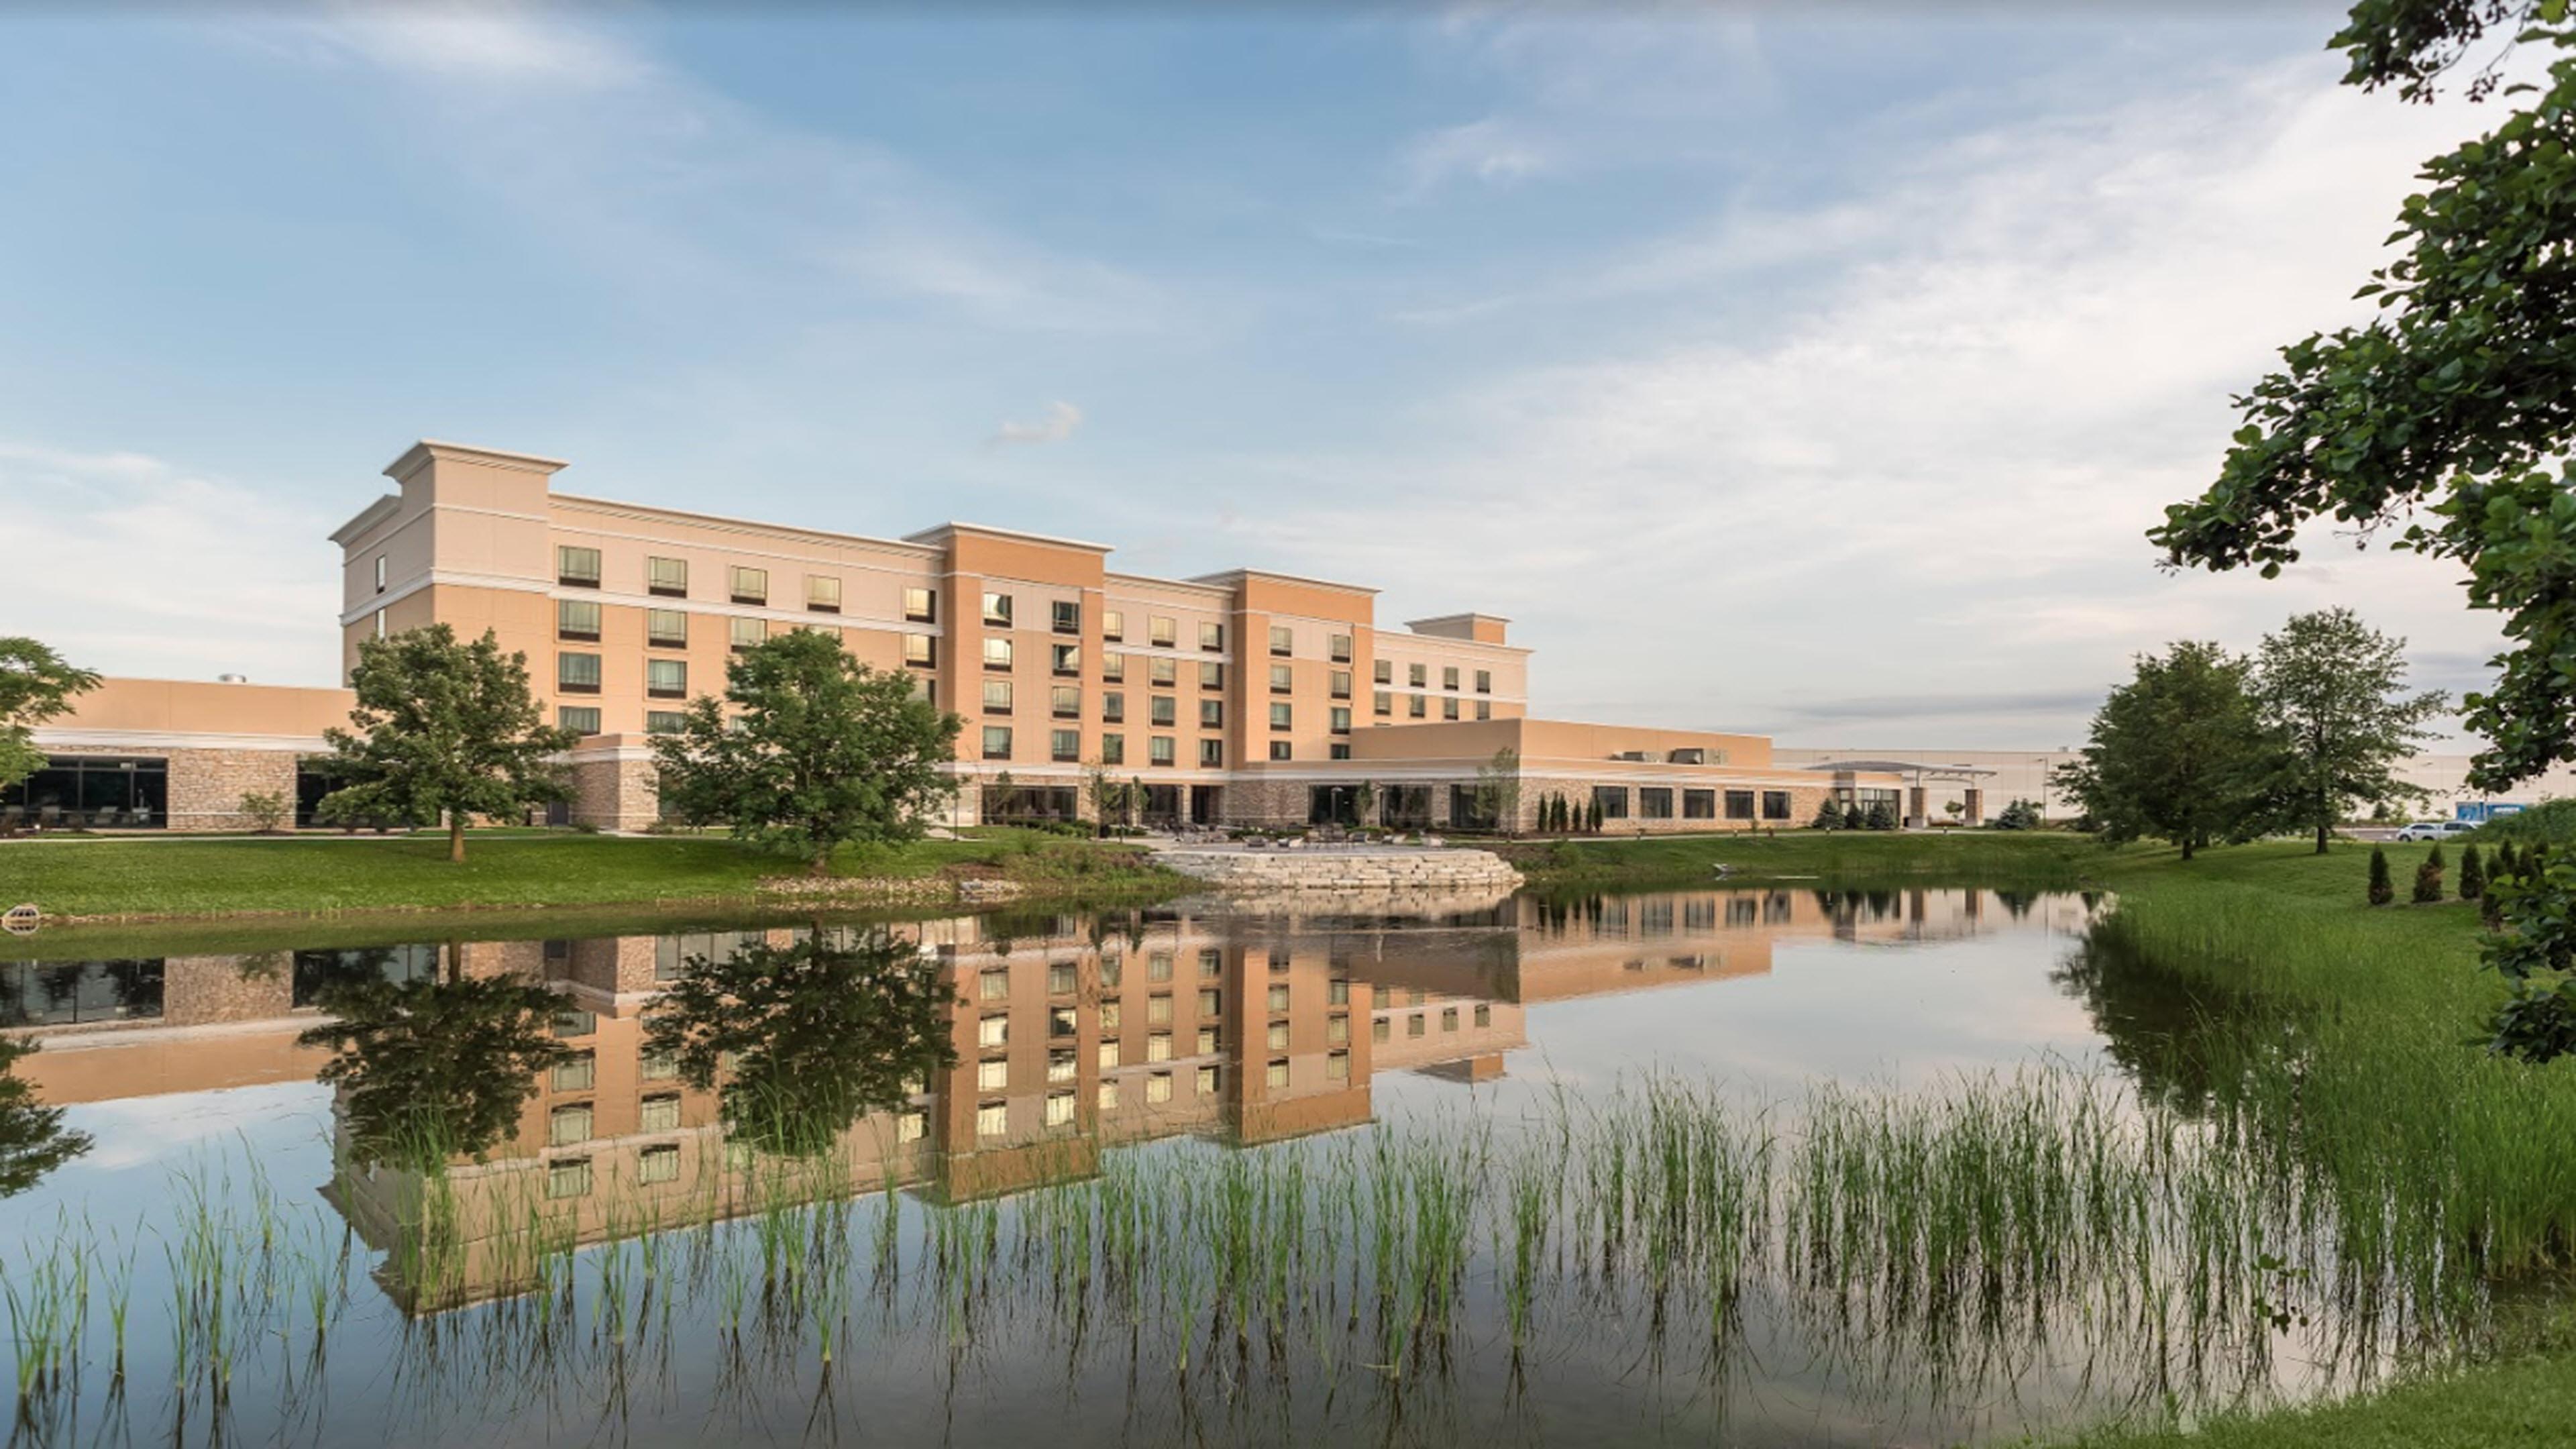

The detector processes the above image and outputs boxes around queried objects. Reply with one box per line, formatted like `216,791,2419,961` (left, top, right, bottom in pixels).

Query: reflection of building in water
1,888,2102,1305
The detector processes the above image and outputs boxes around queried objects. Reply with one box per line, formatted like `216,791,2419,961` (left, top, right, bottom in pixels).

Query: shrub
2412,849,2445,904
2368,847,2394,906
2461,844,2486,902
1811,798,1843,830
1992,798,2045,830
239,791,291,834
1866,800,1898,830
1841,802,1865,830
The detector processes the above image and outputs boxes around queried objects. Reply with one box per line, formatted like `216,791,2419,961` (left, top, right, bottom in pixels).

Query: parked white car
2392,820,2473,842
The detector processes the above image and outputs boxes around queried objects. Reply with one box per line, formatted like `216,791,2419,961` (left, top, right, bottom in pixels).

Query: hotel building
14,438,1898,833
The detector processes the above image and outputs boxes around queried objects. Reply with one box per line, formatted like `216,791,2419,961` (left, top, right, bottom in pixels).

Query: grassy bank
1498,827,2100,891
0,828,1185,926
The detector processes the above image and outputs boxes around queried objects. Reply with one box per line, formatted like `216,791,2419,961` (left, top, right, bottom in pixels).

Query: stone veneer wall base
1157,847,1523,894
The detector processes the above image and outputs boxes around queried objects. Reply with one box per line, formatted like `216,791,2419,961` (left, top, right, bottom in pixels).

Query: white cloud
1398,116,1556,197
299,3,653,89
989,400,1085,447
1229,54,2513,747
0,443,341,686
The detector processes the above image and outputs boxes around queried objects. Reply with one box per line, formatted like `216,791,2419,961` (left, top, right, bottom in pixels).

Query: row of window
555,547,871,615
1589,786,1794,821
973,954,1348,997
1376,692,1491,722
978,728,1358,765
1373,659,1491,692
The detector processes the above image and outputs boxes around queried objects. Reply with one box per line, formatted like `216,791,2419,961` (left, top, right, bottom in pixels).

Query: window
1595,786,1631,820
557,598,600,641
1146,1072,1173,1104
1200,948,1224,977
1199,661,1224,690
1270,702,1292,731
1149,951,1173,981
1640,788,1674,820
1103,691,1126,723
557,706,600,735
1475,669,1492,694
1374,691,1392,716
983,592,1012,627
1148,1031,1173,1062
1408,696,1427,718
1200,739,1225,767
1442,1007,1460,1032
1330,743,1351,759
1374,659,1393,684
1267,983,1290,1012
1266,1022,1289,1050
1762,790,1793,821
1199,698,1224,728
647,710,686,734
978,1014,1008,1047
1269,625,1293,656
1150,696,1176,727
730,617,767,653
1330,669,1351,699
979,968,1010,1002
649,556,688,597
549,1104,593,1146
1684,789,1717,820
1045,1091,1076,1128
1150,615,1177,647
1149,657,1177,686
1103,652,1126,682
806,575,841,612
729,566,767,605
557,545,601,588
1102,733,1124,764
1327,1050,1350,1081
1442,698,1460,720
1052,729,1080,763
982,725,1012,759
904,634,934,667
1102,609,1124,641
1150,736,1175,766
978,1059,1012,1091
635,1144,681,1184
983,637,1013,670
553,1053,596,1091
641,1094,683,1134
1330,633,1351,663
1265,1059,1289,1089
374,555,387,594
1052,600,1080,634
1326,1014,1350,1043
647,659,687,698
557,653,601,694
374,610,386,639
903,586,936,623
983,680,1014,714
1265,739,1291,763
1724,790,1756,820
1477,700,1492,720
1256,663,1286,696
977,1102,1010,1138
1052,643,1080,676
1099,1039,1123,1070
1197,987,1222,1017
1201,621,1225,651
1475,1003,1493,1027
1442,666,1460,690
1052,684,1080,718
1373,1018,1391,1043
647,608,688,648
547,1158,592,1199
1330,707,1351,735
1409,663,1427,688
1197,1025,1220,1055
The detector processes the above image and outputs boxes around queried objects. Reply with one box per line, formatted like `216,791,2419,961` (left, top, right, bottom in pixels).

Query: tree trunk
2315,820,2331,855
449,812,466,864
2180,835,2196,862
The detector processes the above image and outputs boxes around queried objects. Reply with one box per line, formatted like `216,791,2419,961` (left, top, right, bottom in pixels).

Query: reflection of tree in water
2051,927,2282,1114
645,927,958,1160
298,951,574,1171
0,1037,90,1197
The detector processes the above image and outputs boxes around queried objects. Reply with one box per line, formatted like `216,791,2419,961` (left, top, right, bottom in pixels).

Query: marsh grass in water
0,1065,2496,1443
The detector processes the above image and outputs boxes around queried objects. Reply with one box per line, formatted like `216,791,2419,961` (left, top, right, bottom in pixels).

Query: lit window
1267,983,1289,1012
1148,952,1173,981
557,546,601,587
1150,616,1177,647
903,586,935,623
1266,1059,1289,1089
983,592,1013,627
1099,1039,1122,1069
1201,621,1225,651
979,1059,1010,1090
984,637,1014,670
1197,1065,1220,1095
1146,1072,1173,1104
1048,1049,1076,1083
1102,609,1124,640
649,556,688,596
904,634,934,667
1098,1079,1120,1109
806,576,841,612
1197,1026,1219,1054
553,1053,595,1091
1149,657,1177,686
1148,993,1172,1023
1327,1015,1349,1044
1148,1032,1173,1063
979,1014,1008,1048
1266,1022,1289,1051
1326,1051,1350,1081
898,1111,926,1142
1045,1091,1076,1127
729,617,767,652
547,1158,592,1199
728,566,767,604
1103,653,1126,682
979,969,1010,1002
647,609,688,648
977,1102,1009,1138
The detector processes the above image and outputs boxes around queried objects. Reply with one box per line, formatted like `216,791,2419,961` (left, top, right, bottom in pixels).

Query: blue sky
0,3,2513,747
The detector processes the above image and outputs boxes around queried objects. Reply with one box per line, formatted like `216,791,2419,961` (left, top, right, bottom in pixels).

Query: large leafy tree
651,629,961,874
316,625,575,863
0,637,101,794
297,957,575,1170
2249,608,2451,853
2054,641,2277,861
643,928,958,1159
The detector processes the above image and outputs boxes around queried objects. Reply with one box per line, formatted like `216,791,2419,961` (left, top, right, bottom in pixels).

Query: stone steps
1157,847,1523,894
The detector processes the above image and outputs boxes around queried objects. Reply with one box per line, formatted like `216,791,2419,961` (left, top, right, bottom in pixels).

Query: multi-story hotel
13,438,1906,833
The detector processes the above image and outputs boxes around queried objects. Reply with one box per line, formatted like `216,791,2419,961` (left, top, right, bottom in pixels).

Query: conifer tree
2461,844,2486,902
2368,847,2394,906
2412,846,2445,904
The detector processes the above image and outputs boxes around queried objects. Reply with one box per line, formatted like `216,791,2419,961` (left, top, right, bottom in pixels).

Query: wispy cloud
989,400,1085,447
1397,116,1555,198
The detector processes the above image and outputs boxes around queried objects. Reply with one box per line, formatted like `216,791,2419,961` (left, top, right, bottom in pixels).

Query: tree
643,928,959,1159
1471,749,1523,836
2462,842,2488,901
298,959,574,1170
315,625,574,863
2369,846,2396,906
2053,641,2276,861
2249,608,2449,853
1994,798,2046,831
652,629,961,874
0,1038,91,1198
1811,798,1843,830
1866,800,1899,831
2415,845,2448,903
0,637,101,794
1083,757,1132,837
1841,802,1864,830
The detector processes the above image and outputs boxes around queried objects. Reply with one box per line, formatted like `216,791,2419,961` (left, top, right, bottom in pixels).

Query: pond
0,885,2457,1446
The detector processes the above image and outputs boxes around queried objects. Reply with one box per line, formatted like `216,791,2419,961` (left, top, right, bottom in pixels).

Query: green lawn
1501,827,2103,891
2059,1338,2576,1448
0,828,1180,922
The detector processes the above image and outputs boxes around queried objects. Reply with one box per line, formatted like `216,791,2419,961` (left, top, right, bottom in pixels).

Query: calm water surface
0,886,2403,1446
